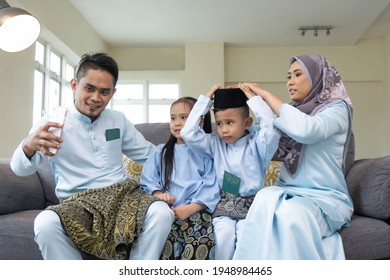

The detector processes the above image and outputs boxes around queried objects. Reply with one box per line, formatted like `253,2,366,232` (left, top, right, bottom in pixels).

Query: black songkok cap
213,88,248,109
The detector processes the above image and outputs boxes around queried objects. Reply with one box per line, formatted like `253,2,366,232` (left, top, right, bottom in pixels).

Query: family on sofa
10,52,356,260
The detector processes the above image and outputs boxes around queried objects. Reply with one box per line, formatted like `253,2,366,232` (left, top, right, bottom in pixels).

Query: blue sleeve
180,95,215,159
248,96,281,164
274,101,349,145
121,116,155,166
139,145,163,194
189,157,220,213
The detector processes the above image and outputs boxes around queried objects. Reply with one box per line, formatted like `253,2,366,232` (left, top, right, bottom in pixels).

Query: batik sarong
48,179,157,260
212,191,255,219
161,210,215,260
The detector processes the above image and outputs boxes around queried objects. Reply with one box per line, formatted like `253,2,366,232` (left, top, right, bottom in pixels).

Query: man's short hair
75,53,119,86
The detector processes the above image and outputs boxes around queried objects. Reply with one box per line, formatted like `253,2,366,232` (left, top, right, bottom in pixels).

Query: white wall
116,40,389,160
0,48,35,158
224,40,388,159
0,2,389,160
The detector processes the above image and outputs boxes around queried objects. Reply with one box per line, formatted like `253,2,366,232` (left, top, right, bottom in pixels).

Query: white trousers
212,216,246,260
34,201,174,260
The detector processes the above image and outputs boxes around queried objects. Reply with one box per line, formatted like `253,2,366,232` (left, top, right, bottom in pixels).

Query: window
111,81,180,124
33,41,75,124
34,42,179,125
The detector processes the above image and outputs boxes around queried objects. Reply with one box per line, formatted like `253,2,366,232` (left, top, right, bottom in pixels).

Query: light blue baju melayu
233,54,354,260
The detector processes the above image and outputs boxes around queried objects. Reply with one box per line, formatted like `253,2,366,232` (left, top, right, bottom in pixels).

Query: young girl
140,97,220,260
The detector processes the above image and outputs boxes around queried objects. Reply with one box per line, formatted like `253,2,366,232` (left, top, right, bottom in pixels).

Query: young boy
180,84,280,259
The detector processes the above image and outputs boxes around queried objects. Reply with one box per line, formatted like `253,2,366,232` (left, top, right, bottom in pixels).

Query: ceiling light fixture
0,0,40,52
299,26,333,38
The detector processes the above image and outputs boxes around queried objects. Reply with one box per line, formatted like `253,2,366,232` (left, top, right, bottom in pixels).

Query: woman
233,54,354,259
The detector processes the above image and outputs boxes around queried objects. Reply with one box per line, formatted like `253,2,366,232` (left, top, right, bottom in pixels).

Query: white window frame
111,80,180,123
33,41,75,124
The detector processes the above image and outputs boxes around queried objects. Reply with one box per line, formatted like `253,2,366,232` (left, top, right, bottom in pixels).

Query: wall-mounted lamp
299,26,333,38
0,0,40,52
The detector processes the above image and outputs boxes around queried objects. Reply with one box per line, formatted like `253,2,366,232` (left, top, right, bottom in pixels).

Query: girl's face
170,101,192,144
287,61,311,102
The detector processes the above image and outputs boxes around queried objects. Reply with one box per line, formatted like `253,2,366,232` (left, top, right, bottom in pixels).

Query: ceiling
69,0,390,48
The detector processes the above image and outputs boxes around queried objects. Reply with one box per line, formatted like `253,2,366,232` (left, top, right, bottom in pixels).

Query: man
11,52,174,260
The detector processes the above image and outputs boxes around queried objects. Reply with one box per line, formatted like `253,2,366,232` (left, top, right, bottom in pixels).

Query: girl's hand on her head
206,83,222,100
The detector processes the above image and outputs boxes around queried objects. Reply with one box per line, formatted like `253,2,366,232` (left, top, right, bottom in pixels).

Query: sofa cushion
122,155,143,184
264,160,281,187
0,158,46,214
339,214,390,260
346,156,390,220
0,210,43,260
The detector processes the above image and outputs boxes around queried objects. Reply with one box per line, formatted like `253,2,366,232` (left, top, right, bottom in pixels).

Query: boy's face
214,108,252,144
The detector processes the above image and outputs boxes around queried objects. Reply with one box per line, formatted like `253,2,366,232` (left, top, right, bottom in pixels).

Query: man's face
71,69,116,122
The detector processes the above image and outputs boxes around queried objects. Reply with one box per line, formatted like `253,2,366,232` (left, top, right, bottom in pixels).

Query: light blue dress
140,143,220,212
140,143,220,259
233,101,354,260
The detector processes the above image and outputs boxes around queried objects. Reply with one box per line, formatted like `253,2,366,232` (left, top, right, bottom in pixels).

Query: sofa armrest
346,156,390,220
0,158,46,214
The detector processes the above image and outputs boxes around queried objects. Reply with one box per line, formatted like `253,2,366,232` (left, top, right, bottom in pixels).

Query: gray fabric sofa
1,122,389,260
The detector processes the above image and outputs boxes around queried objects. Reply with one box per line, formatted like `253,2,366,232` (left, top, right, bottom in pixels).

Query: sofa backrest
135,122,171,145
346,155,390,221
36,157,59,206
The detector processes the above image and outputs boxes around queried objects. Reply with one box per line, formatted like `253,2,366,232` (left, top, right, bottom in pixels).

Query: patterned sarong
212,191,255,219
161,211,215,260
47,179,157,260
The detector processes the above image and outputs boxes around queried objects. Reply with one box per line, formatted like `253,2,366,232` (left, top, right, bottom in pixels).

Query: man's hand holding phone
47,107,67,154
22,107,67,158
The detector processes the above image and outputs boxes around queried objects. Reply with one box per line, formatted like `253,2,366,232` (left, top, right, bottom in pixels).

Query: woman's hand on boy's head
240,83,270,99
206,83,222,99
238,83,257,99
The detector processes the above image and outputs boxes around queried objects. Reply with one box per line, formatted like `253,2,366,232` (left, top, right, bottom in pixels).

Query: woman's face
287,61,311,102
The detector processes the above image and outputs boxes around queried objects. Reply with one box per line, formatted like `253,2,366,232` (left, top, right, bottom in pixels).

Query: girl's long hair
160,97,212,191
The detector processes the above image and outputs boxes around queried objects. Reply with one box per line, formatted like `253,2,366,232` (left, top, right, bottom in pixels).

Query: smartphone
47,106,67,154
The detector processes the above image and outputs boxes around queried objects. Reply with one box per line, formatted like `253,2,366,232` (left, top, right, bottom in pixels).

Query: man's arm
10,118,63,176
122,117,156,165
